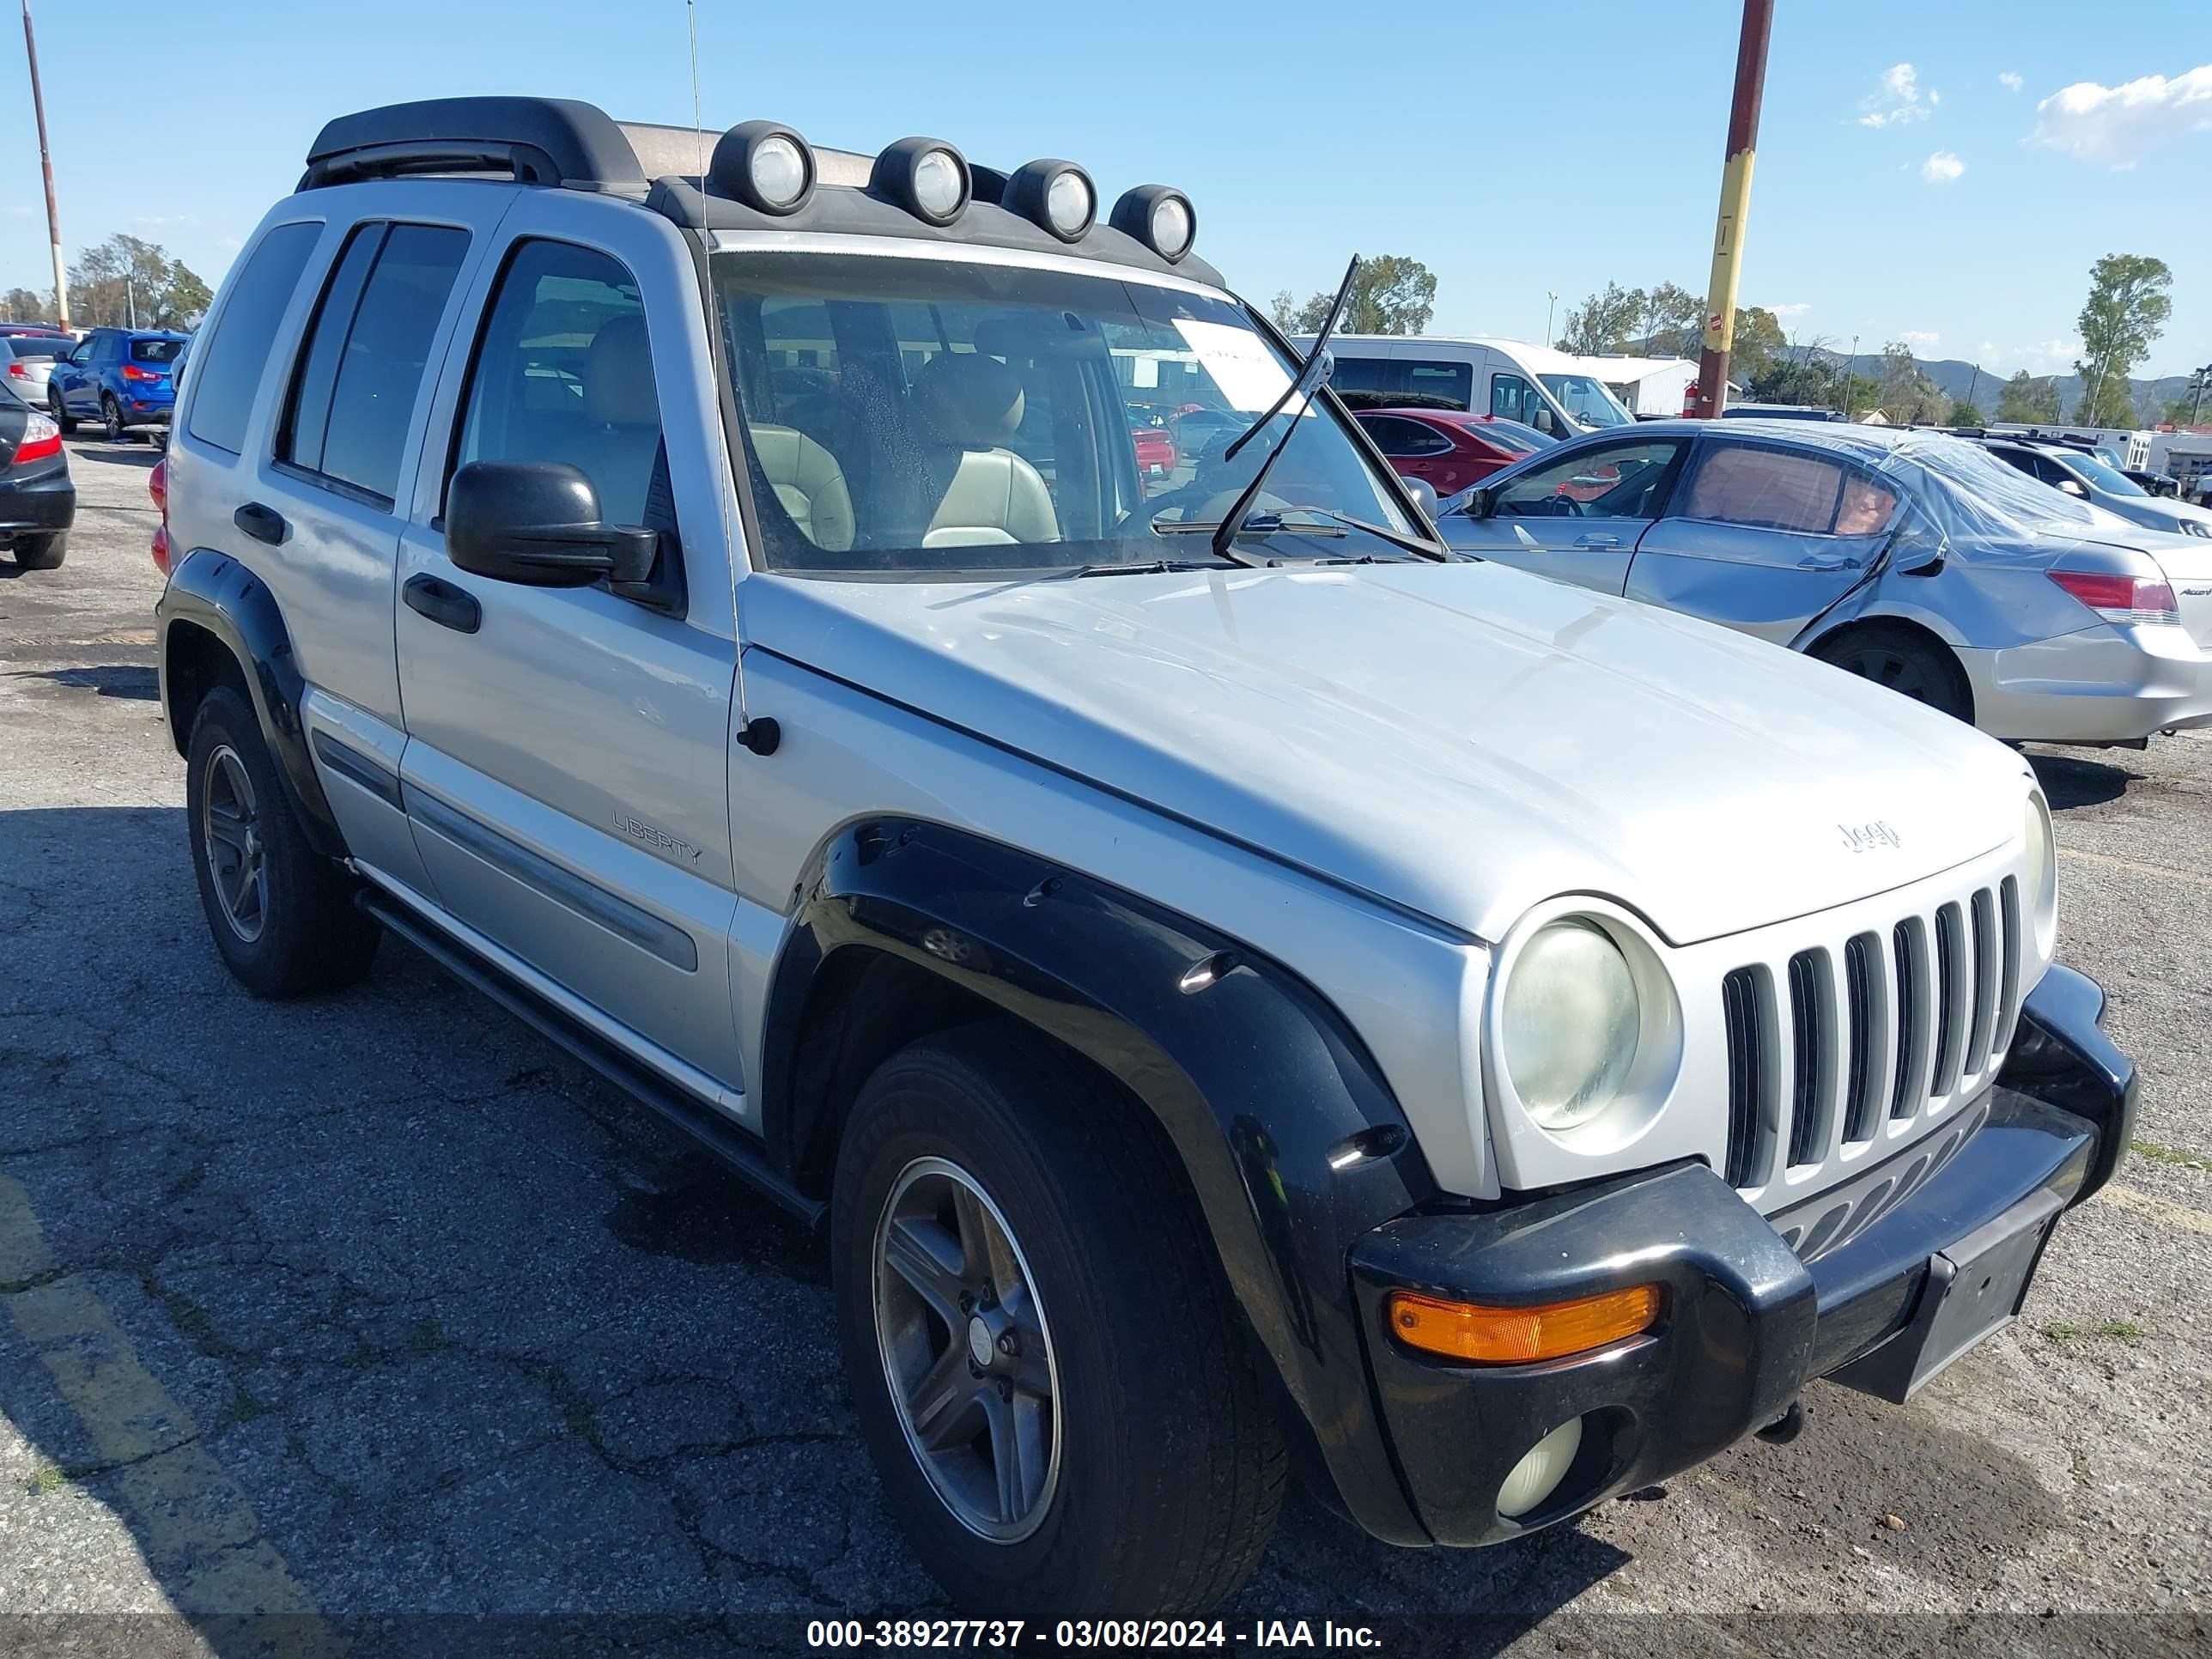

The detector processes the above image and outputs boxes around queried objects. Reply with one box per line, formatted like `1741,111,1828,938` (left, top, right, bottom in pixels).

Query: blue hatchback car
48,326,189,442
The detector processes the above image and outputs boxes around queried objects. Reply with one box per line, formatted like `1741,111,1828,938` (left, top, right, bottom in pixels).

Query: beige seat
910,353,1058,548
750,423,855,552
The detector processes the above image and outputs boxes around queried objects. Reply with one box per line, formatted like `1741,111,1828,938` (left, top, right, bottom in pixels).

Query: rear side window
280,222,470,505
188,222,322,454
1401,359,1473,409
1680,443,1895,536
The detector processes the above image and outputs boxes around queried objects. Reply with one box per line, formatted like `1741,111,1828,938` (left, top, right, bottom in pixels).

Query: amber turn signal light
1387,1284,1662,1364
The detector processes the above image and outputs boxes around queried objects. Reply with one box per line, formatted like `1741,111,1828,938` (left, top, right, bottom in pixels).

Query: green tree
1279,255,1437,337
1556,281,1640,355
2073,253,2172,428
65,234,211,330
1995,370,2063,423
1950,401,1987,427
1874,341,1951,424
1730,307,1786,389
1637,282,1703,357
0,286,51,323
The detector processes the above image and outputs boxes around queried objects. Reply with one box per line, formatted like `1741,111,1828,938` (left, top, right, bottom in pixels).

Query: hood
746,562,2027,946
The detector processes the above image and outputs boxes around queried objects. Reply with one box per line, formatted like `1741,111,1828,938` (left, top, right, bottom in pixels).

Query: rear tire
10,534,64,571
185,686,381,998
832,1024,1284,1618
1812,623,1972,723
48,389,76,435
100,393,125,443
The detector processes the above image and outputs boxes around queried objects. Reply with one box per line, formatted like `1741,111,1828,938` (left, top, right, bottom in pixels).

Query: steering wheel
1542,494,1583,518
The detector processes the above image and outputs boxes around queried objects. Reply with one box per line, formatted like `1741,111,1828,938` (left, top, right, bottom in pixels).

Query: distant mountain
1810,352,2190,424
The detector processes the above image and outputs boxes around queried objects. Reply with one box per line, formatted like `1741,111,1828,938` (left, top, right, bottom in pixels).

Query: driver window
1496,439,1683,520
451,240,666,532
1490,374,1535,423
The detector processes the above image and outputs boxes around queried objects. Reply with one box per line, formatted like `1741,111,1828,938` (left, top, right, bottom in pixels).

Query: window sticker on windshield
1171,319,1303,415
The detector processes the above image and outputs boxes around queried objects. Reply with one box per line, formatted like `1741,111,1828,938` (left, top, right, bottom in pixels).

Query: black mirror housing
1468,485,1498,520
446,460,658,589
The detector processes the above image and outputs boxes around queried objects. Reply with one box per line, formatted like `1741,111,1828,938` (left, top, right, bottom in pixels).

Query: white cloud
1899,330,1941,350
1979,337,2081,375
1769,302,1813,319
1920,150,1966,182
2030,64,2212,166
1859,62,1936,127
1999,71,2024,93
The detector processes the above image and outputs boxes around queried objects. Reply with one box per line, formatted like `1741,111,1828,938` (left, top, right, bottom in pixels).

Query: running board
356,887,825,1229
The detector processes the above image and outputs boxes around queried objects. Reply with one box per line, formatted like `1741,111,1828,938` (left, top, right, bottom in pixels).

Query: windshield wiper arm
1157,516,1346,539
1212,254,1359,567
1265,505,1451,561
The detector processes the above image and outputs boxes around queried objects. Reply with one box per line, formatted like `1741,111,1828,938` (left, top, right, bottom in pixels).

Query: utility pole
21,1,68,331
2188,365,2209,426
1690,0,1774,418
1545,290,1559,348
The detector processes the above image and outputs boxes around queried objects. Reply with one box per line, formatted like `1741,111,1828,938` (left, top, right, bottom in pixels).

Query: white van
1291,333,1639,437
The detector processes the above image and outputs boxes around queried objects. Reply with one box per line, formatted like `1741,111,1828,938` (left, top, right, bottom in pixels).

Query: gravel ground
1,437,2207,1656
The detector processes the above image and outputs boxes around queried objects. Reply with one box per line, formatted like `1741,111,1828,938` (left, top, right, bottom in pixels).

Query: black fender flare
155,548,347,859
763,818,1440,1544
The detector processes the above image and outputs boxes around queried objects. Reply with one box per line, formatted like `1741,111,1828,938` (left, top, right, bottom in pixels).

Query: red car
1353,408,1547,496
1132,421,1178,477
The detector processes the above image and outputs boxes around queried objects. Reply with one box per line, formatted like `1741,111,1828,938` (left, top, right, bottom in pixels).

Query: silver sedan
1434,420,2212,744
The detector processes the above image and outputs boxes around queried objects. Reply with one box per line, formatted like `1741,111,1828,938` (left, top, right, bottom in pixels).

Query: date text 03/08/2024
805,1620,1383,1650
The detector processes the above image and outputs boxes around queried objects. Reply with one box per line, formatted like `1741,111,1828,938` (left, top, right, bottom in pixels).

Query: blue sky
3,1,2206,380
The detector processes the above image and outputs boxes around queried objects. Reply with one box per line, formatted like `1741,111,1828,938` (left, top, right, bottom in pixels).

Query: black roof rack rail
301,97,647,192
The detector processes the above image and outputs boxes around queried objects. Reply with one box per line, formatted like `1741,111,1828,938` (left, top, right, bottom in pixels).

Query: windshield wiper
1211,254,1360,567
1263,505,1450,560
1048,555,1262,580
1157,516,1345,539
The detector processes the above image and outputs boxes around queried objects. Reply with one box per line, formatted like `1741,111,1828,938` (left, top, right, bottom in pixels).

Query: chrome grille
1723,878,2023,1200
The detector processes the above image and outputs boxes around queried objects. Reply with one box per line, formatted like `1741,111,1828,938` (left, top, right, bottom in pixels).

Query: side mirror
1533,408,1558,436
446,461,658,590
1404,477,1439,517
2057,479,2087,498
1466,485,1498,521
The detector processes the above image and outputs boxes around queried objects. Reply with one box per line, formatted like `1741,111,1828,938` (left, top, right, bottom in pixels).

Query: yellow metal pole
1692,0,1774,418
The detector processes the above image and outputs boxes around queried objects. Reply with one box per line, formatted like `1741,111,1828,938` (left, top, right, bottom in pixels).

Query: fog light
1007,158,1096,242
872,137,971,226
1387,1284,1661,1364
710,121,817,216
1497,1417,1583,1520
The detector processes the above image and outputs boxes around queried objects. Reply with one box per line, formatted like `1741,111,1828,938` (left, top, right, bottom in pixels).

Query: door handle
233,501,289,546
1796,555,1856,572
403,573,482,635
1573,532,1622,548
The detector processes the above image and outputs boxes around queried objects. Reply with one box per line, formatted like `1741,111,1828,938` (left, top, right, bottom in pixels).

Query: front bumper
1344,963,2133,1547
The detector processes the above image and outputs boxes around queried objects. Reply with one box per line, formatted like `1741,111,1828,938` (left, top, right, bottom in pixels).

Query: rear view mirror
447,461,658,590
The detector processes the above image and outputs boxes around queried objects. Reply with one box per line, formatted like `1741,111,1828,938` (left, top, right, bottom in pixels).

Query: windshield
2055,451,2148,498
1537,373,1634,429
711,252,1415,575
1886,434,2104,541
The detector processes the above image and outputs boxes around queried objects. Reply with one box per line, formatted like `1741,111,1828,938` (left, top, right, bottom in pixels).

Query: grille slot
1932,902,1967,1098
1722,967,1769,1188
1785,950,1830,1168
1966,888,2000,1076
1842,933,1881,1143
1890,918,1924,1121
1996,876,2022,1057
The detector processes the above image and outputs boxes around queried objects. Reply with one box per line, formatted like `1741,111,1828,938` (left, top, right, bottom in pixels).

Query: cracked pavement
1,437,2209,1655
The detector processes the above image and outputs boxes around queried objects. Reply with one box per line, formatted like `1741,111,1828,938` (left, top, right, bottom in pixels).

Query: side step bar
355,887,825,1229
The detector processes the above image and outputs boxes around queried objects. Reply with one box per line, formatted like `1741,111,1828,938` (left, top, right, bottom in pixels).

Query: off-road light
1497,1418,1585,1520
711,121,816,216
1007,158,1096,242
1386,1285,1662,1365
1110,185,1197,263
873,137,970,226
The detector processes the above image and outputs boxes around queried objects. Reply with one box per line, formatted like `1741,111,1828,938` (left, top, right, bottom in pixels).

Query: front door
1626,438,1899,643
392,198,747,1093
1462,435,1688,595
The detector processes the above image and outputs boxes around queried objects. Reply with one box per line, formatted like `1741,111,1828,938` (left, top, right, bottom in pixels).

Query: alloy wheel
872,1156,1060,1542
1838,645,1936,706
200,744,268,942
102,397,124,442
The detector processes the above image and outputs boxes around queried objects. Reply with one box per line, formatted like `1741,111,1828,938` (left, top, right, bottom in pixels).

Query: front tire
10,533,64,570
832,1026,1284,1618
185,686,380,998
1812,623,1972,723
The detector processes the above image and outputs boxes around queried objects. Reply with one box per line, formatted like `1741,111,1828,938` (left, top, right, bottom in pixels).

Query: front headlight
2023,788,2057,959
1500,921,1640,1131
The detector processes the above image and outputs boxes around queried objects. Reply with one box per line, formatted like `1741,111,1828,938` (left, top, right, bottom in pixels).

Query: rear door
393,192,747,1092
1460,434,1689,594
1626,437,1899,643
1358,413,1455,486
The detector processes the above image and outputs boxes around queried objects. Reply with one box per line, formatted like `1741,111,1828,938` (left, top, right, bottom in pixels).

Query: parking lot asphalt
1,436,2208,1656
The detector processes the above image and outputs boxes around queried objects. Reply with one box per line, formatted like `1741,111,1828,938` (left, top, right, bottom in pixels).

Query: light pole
21,1,68,330
1545,291,1559,347
2190,365,2211,426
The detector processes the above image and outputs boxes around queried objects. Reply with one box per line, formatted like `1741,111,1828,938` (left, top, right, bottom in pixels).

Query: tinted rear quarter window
280,222,470,504
130,337,184,364
188,222,323,454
